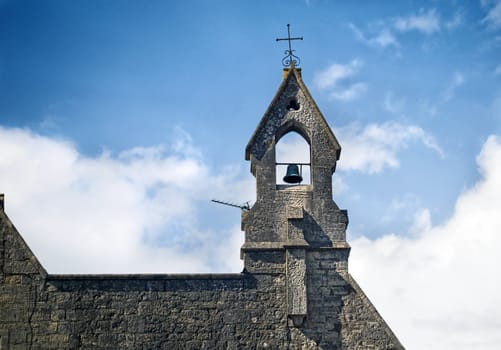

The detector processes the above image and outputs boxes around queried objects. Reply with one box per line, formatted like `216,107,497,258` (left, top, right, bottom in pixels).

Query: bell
283,164,303,184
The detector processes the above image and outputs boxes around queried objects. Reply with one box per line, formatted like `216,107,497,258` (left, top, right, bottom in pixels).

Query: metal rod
211,199,250,210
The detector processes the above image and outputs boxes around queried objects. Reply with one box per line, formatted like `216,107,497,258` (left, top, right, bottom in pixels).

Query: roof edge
346,273,406,349
245,67,295,160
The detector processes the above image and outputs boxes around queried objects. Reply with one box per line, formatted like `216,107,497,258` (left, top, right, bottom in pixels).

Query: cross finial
276,24,303,67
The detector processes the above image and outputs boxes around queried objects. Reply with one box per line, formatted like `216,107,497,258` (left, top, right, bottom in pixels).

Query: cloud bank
350,135,501,350
335,122,444,173
0,127,252,273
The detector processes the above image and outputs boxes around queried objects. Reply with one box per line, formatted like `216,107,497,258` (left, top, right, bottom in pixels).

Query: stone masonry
0,66,405,349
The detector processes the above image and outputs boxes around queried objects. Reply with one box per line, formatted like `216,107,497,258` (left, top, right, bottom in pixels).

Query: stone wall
0,203,403,349
31,274,286,349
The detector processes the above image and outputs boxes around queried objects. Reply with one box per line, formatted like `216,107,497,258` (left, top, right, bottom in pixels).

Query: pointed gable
0,199,47,277
245,67,341,162
341,274,405,349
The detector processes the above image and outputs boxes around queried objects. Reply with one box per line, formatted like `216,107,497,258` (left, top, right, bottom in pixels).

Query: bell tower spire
242,62,348,327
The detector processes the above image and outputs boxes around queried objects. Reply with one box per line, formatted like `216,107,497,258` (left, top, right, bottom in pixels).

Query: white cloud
0,126,253,274
482,0,501,29
329,82,368,101
313,59,362,89
349,23,400,49
335,122,444,174
394,9,441,34
313,60,367,102
351,9,461,53
409,208,432,235
370,29,399,48
349,135,501,350
442,72,465,101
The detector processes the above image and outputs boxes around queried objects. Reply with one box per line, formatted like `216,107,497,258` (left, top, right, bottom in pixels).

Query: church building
0,35,405,349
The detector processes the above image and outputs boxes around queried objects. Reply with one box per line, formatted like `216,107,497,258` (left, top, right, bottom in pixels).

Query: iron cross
276,24,303,67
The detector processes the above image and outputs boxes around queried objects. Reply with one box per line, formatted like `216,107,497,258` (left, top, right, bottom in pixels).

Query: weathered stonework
0,66,405,349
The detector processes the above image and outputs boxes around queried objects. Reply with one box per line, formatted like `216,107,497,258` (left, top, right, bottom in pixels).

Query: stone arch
275,129,311,185
275,120,311,146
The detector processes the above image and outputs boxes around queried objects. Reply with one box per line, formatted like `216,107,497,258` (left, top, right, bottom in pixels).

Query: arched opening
275,131,311,185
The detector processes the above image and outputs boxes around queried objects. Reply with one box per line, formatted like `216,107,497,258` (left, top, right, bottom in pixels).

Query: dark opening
287,98,300,111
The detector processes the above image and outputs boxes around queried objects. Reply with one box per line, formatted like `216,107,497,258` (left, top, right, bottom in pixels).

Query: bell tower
239,27,405,347
241,62,350,327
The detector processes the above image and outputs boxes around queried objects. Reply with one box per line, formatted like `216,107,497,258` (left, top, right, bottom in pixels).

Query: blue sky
1,0,499,235
1,1,501,349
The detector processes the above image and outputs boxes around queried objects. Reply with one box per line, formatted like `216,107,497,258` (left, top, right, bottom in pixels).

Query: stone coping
47,273,246,281
241,242,351,250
